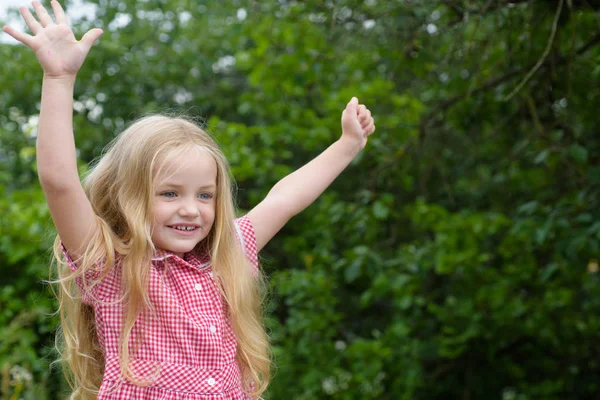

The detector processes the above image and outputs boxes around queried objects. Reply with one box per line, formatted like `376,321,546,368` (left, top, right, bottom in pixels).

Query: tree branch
419,30,600,137
504,0,564,100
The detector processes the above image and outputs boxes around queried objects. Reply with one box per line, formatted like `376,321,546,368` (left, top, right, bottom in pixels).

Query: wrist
336,136,363,158
43,73,77,84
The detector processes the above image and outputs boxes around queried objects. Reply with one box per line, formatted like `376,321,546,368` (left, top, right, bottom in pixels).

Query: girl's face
151,147,217,258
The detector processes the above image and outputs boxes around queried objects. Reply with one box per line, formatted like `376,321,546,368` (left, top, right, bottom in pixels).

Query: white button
207,378,215,386
209,325,217,333
209,271,214,278
194,283,202,291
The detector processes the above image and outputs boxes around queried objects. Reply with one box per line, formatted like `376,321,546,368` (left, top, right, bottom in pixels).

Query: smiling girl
3,1,375,398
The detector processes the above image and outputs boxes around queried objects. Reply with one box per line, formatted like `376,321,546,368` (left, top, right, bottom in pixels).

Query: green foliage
1,0,599,398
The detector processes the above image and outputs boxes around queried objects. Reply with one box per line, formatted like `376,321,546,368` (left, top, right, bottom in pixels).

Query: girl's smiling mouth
168,224,201,235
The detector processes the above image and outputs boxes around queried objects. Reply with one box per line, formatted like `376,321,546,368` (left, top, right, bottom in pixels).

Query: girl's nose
178,199,200,217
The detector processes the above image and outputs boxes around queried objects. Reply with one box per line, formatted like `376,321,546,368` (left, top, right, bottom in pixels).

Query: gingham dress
62,216,259,399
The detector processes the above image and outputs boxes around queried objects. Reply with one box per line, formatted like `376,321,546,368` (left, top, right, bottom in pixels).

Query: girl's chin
157,242,200,257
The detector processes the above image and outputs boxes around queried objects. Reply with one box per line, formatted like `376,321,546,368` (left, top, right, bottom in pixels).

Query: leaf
540,262,559,282
344,260,361,283
534,149,549,164
372,200,389,220
589,167,600,184
517,201,539,215
568,144,588,163
535,218,553,244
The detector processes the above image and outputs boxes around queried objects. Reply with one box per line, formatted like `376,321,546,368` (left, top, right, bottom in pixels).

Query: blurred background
1,0,599,398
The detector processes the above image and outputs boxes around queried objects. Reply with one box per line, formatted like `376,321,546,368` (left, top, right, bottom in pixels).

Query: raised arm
3,1,103,259
247,97,375,251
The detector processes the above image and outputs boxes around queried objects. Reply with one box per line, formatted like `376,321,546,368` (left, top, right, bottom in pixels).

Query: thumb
80,28,103,50
346,96,359,115
341,96,359,131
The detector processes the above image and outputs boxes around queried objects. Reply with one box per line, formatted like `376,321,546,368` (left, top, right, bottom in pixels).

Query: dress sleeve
234,215,259,273
60,242,109,305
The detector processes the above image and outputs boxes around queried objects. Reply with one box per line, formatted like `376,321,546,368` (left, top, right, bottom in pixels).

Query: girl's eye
198,193,214,200
161,191,177,198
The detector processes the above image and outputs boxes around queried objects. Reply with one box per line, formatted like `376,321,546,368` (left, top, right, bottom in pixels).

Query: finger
357,104,367,116
2,25,34,47
361,118,373,131
50,0,68,25
359,110,370,123
33,1,54,27
360,117,372,129
19,6,42,34
80,28,103,50
363,121,375,135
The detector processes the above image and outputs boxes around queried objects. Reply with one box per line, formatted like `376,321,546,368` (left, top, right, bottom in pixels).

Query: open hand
2,0,103,78
341,97,376,150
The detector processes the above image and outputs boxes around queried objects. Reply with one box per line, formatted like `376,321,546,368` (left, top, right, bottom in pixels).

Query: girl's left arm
247,97,375,252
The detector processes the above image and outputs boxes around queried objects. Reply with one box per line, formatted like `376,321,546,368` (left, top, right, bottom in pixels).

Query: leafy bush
1,0,599,398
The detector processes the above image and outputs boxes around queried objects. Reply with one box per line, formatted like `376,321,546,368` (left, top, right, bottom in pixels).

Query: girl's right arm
3,1,103,259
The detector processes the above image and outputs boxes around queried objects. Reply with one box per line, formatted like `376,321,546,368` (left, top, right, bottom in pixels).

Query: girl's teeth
173,226,195,231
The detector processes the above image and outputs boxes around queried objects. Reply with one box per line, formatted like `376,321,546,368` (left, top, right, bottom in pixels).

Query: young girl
3,1,375,399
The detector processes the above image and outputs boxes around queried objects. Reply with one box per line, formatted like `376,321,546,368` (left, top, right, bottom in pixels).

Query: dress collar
152,249,211,270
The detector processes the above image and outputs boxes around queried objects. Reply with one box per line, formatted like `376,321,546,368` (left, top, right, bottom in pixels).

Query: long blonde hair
51,115,271,399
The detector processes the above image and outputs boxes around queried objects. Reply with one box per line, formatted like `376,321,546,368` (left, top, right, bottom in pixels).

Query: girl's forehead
156,145,209,169
154,146,217,184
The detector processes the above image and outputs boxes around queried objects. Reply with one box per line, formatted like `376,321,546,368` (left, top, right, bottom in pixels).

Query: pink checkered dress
61,216,259,399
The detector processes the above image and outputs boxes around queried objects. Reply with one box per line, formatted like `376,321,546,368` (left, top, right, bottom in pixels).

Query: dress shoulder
234,215,259,272
60,242,118,305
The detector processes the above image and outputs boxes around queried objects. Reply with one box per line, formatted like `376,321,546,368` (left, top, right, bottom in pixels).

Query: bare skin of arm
3,1,103,258
248,97,375,252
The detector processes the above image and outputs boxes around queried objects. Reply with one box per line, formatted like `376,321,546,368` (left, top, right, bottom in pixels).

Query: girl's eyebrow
158,183,216,190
